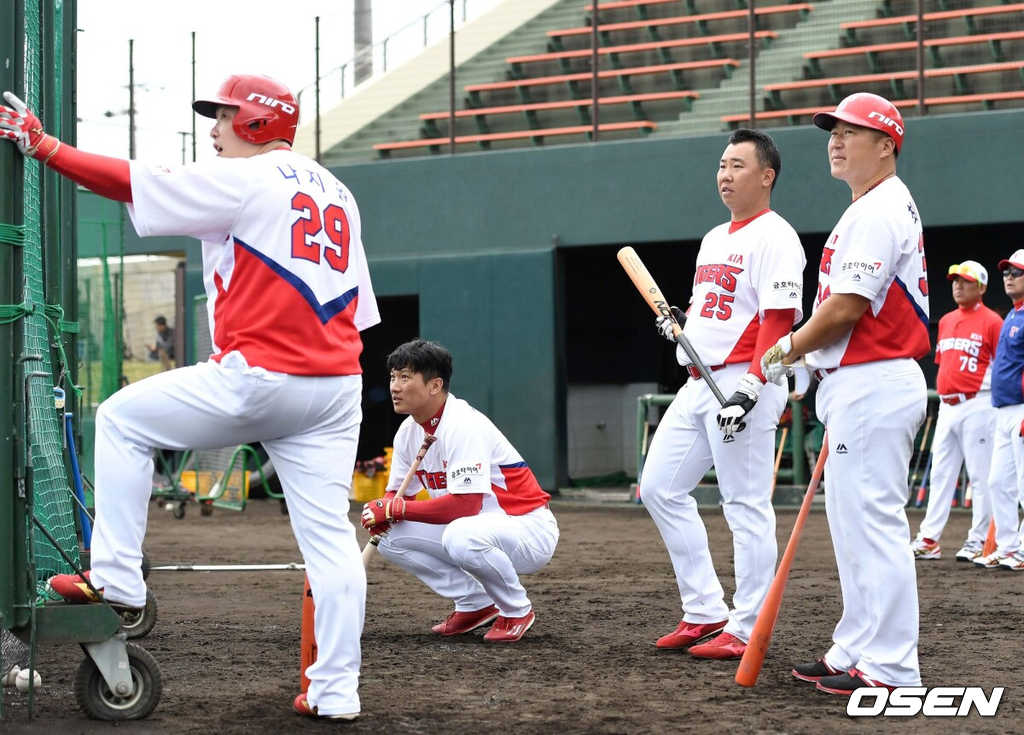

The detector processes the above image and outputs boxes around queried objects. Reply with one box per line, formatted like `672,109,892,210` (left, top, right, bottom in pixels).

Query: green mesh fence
21,1,81,599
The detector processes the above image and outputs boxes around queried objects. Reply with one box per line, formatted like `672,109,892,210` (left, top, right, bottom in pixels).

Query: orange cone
301,575,317,693
982,520,997,557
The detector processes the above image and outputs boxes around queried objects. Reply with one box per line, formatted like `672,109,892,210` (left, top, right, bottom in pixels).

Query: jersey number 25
290,192,350,273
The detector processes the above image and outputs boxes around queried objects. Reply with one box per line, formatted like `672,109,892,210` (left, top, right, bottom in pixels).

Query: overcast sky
75,0,491,163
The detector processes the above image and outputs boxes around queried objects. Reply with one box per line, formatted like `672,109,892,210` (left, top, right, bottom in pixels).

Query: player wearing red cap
911,261,1001,563
763,93,929,694
0,75,377,720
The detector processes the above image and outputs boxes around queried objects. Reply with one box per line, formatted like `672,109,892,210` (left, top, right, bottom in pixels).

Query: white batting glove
0,91,60,161
654,306,686,343
716,373,763,438
761,333,795,386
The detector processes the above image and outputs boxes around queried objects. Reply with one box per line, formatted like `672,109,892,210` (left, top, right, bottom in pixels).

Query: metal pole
748,0,756,128
916,0,925,116
180,132,187,164
315,16,321,162
191,32,196,161
449,0,456,155
128,39,136,159
591,5,600,141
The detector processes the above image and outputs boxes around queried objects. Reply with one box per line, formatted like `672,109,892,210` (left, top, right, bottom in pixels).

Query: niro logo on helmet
867,111,903,136
246,93,296,115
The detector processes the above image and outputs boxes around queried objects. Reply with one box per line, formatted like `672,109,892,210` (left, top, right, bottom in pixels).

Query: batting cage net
13,0,82,601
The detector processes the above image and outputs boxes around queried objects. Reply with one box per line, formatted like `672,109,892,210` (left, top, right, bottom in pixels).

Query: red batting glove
1019,418,1024,438
360,495,406,530
0,92,61,161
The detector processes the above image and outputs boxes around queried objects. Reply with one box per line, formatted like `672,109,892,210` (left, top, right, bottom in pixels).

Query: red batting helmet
812,93,904,154
192,74,298,145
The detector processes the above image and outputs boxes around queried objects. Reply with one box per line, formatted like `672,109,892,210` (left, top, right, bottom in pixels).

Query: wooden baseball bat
361,434,437,569
770,426,788,500
736,433,829,688
617,246,728,407
908,413,933,500
913,453,933,508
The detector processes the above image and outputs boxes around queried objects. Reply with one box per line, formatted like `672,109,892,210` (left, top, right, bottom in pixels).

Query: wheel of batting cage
119,589,158,639
173,502,186,519
74,642,163,721
200,501,214,517
141,548,151,581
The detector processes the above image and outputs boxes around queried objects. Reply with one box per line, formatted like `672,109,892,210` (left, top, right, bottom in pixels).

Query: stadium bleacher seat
841,3,1024,43
419,91,699,136
373,121,658,157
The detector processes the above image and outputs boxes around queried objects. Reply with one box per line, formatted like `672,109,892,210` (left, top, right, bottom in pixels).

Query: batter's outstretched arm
0,91,132,201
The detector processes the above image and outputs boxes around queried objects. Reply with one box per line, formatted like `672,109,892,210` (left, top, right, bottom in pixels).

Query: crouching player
362,340,558,642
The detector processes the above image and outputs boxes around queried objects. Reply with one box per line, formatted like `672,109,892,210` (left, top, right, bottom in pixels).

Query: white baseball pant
640,364,786,643
918,395,995,546
986,403,1024,556
88,351,365,715
816,359,926,687
378,507,558,618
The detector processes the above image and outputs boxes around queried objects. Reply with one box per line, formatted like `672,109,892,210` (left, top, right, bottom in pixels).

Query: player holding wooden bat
641,129,805,659
763,93,929,694
361,340,558,643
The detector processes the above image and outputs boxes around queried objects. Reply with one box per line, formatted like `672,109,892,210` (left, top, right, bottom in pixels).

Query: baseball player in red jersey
362,340,558,643
763,93,929,694
911,261,1001,562
642,129,805,660
1,76,379,720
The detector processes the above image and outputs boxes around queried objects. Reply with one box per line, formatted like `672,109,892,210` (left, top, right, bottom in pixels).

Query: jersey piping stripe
234,236,359,324
499,461,529,469
892,275,929,328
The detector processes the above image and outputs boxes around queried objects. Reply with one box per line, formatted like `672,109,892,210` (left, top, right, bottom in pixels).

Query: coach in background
362,340,559,643
973,251,1024,571
763,93,929,694
641,129,805,660
0,77,378,721
911,261,1000,562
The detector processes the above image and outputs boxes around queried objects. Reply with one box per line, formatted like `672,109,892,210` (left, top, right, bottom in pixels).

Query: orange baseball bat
361,434,436,569
736,433,829,687
982,519,997,557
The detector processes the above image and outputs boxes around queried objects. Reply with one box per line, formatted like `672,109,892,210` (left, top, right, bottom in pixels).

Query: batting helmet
192,74,298,146
812,93,904,154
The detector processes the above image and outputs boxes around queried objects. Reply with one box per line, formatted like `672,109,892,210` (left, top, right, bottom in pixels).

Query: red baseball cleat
47,571,143,613
655,619,727,649
293,693,358,721
431,605,500,636
483,610,535,643
688,632,746,660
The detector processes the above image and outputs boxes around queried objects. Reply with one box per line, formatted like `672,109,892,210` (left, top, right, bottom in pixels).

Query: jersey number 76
290,192,350,273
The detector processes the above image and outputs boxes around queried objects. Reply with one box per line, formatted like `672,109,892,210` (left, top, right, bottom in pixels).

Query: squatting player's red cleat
688,632,746,660
431,605,500,636
483,610,535,643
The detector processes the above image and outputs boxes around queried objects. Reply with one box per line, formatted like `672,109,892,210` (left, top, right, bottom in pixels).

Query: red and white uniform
808,175,929,687
128,151,379,374
89,152,378,715
642,211,805,643
379,396,558,617
917,303,1001,546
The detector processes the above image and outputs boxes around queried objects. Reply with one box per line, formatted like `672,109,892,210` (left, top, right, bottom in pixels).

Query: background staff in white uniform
911,261,1000,562
362,340,558,643
763,93,929,695
1,76,378,722
642,129,805,660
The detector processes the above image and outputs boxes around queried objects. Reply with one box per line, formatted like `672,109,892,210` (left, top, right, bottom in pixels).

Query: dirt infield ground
3,497,1020,734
